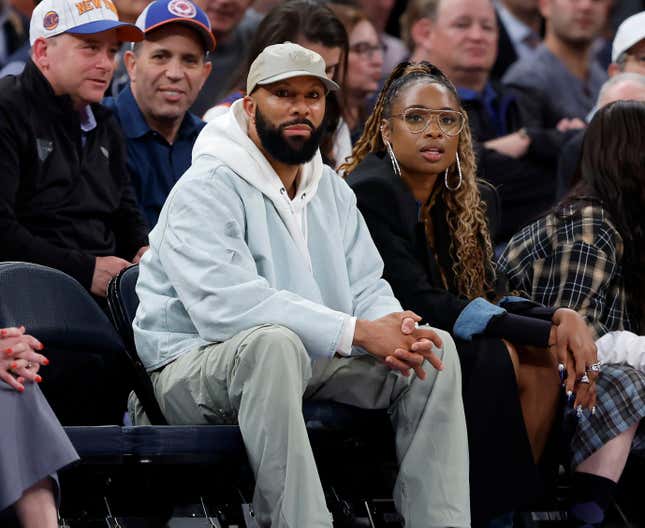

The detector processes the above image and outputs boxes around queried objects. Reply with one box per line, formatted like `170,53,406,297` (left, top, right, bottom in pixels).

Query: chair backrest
107,265,168,425
0,262,123,352
0,262,132,423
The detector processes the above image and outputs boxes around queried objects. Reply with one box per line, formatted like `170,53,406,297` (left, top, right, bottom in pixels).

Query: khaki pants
130,324,470,528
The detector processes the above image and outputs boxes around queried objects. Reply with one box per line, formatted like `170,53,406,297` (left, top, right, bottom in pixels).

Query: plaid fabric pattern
499,204,644,465
567,365,645,467
499,204,632,339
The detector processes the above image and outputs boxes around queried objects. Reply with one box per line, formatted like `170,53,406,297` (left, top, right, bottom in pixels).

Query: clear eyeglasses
391,108,465,136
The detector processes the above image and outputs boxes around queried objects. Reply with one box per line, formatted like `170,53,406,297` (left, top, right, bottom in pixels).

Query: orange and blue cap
135,0,216,52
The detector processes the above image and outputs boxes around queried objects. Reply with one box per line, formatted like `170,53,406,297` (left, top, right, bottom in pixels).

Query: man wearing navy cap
104,0,214,227
0,0,150,424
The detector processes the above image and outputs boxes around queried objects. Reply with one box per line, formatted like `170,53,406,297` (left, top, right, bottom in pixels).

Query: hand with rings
0,326,49,393
550,308,598,412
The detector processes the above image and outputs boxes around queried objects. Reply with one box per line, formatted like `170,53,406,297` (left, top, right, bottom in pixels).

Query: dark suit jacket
346,153,553,344
491,11,518,81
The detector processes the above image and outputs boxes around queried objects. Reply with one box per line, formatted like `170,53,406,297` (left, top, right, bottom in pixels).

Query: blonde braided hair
341,61,496,299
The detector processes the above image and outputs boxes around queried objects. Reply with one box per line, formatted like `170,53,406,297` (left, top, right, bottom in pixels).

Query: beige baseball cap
246,42,340,95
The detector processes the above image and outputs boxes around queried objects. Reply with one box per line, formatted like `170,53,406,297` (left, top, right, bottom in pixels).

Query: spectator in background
0,0,27,68
190,0,256,116
104,0,214,228
500,100,645,528
556,13,645,197
203,0,352,169
557,73,645,198
0,0,149,298
328,3,384,142
1,327,78,528
403,0,581,242
355,0,408,77
504,0,611,121
608,10,645,76
107,0,153,96
113,0,151,23
0,0,29,77
491,0,543,79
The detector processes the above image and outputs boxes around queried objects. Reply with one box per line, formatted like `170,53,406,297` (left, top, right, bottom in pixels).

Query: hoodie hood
192,99,323,213
192,99,325,270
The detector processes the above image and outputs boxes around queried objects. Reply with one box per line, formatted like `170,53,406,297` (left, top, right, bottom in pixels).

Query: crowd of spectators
1,0,644,526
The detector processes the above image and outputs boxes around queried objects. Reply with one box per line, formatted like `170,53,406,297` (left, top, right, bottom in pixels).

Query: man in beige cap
131,42,470,527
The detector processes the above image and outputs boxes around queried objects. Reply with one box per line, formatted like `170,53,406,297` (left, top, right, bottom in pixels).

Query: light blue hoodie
133,100,402,371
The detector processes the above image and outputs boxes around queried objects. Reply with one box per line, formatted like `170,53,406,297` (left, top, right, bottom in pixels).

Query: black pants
456,336,540,526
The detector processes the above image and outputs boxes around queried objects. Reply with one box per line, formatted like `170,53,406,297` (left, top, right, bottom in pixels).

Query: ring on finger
587,362,601,373
579,373,590,384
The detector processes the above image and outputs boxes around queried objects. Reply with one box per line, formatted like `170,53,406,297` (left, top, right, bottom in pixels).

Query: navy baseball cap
30,0,143,45
135,0,216,52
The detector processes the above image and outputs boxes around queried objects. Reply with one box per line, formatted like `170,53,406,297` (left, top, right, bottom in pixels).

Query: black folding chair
106,264,167,425
0,261,131,425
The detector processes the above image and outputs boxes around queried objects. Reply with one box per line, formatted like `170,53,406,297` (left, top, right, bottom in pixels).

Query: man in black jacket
0,0,147,425
0,0,148,299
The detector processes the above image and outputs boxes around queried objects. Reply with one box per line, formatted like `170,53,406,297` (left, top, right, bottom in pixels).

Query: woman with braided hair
344,61,600,526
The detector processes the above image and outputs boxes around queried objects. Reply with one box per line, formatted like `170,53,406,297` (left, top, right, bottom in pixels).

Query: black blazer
491,11,518,81
347,153,553,344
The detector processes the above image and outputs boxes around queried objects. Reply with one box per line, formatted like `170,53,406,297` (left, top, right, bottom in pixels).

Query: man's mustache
279,119,315,131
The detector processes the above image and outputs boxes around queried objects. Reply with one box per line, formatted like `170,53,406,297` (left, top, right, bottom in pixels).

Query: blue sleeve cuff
498,295,537,307
453,297,507,341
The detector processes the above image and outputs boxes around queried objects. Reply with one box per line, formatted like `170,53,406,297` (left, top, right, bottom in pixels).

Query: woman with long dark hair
500,100,645,528
343,61,599,526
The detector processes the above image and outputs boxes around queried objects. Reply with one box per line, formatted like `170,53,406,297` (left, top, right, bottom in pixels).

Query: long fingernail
42,358,50,366
567,390,574,405
4,348,12,356
10,362,17,369
591,406,596,416
576,405,583,418
17,385,24,392
35,375,42,383
0,329,7,336
37,343,44,350
558,363,565,382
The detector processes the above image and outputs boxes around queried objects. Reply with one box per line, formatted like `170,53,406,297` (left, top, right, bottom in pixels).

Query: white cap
612,11,645,63
30,0,143,46
246,42,340,95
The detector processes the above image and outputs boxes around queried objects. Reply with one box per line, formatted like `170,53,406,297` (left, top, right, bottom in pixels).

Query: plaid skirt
568,364,645,467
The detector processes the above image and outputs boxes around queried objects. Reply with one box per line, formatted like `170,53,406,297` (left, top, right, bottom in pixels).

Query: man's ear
196,59,212,91
242,95,256,123
123,49,137,82
411,17,432,54
31,37,50,69
607,62,619,77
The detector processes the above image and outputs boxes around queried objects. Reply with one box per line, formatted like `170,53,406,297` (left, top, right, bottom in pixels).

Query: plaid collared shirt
500,204,645,466
499,203,633,340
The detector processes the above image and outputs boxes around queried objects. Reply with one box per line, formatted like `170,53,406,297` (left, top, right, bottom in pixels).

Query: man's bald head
597,72,645,108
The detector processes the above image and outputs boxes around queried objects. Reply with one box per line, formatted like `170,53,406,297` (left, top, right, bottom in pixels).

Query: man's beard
255,107,325,165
